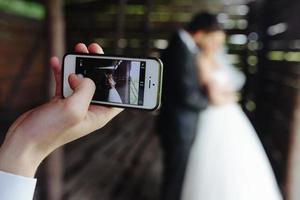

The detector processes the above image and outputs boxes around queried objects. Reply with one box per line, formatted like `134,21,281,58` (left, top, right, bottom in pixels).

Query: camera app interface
76,57,146,105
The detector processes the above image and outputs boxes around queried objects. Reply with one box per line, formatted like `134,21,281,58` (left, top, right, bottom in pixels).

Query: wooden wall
249,0,300,198
62,110,162,200
0,11,47,140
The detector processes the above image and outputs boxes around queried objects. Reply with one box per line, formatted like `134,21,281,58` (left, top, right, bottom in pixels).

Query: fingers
50,57,62,97
67,74,96,113
68,73,81,90
74,43,89,53
87,43,104,54
74,43,104,54
67,42,106,115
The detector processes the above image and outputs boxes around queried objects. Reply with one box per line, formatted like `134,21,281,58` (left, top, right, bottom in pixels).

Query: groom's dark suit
157,31,208,200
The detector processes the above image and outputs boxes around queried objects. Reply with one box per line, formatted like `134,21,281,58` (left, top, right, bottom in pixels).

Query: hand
0,43,123,178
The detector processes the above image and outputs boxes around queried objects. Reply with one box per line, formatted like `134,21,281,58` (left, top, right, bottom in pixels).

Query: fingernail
77,74,84,80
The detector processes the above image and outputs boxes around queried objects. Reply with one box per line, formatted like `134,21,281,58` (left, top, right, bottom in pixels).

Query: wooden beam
142,0,152,56
115,0,127,54
42,0,66,200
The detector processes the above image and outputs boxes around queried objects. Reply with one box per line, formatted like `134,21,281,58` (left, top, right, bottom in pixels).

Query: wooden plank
40,1,66,200
63,111,161,200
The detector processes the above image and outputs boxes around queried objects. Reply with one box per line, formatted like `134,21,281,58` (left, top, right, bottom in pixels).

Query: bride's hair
186,12,222,33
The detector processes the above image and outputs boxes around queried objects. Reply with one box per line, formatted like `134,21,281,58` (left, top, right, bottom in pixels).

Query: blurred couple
157,12,282,200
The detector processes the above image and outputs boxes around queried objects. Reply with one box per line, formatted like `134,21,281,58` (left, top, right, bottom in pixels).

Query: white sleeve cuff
0,170,36,200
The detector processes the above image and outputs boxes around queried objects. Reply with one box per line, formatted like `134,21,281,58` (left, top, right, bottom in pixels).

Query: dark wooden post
115,0,127,54
285,1,300,197
143,0,152,56
288,99,300,200
251,0,300,198
44,0,66,200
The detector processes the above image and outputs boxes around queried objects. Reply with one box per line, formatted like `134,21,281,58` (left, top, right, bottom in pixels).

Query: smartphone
62,53,163,110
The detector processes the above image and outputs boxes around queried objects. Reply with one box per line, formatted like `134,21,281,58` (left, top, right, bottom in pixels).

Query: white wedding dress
181,56,283,200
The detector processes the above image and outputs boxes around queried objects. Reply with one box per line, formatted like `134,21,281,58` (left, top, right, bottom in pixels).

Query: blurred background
0,0,300,199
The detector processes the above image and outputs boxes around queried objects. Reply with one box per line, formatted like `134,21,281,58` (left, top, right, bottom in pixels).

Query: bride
181,30,282,200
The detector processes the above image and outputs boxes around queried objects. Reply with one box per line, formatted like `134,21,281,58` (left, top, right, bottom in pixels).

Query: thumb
66,74,96,111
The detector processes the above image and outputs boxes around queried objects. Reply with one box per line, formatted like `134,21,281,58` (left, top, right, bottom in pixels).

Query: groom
157,12,221,200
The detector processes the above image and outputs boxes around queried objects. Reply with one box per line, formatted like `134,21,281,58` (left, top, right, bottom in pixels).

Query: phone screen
75,57,146,105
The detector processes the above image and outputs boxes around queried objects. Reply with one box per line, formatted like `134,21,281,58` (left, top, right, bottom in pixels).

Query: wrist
0,133,44,178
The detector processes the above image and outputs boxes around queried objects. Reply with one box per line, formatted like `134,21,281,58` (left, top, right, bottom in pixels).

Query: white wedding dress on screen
108,88,122,103
181,55,282,200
